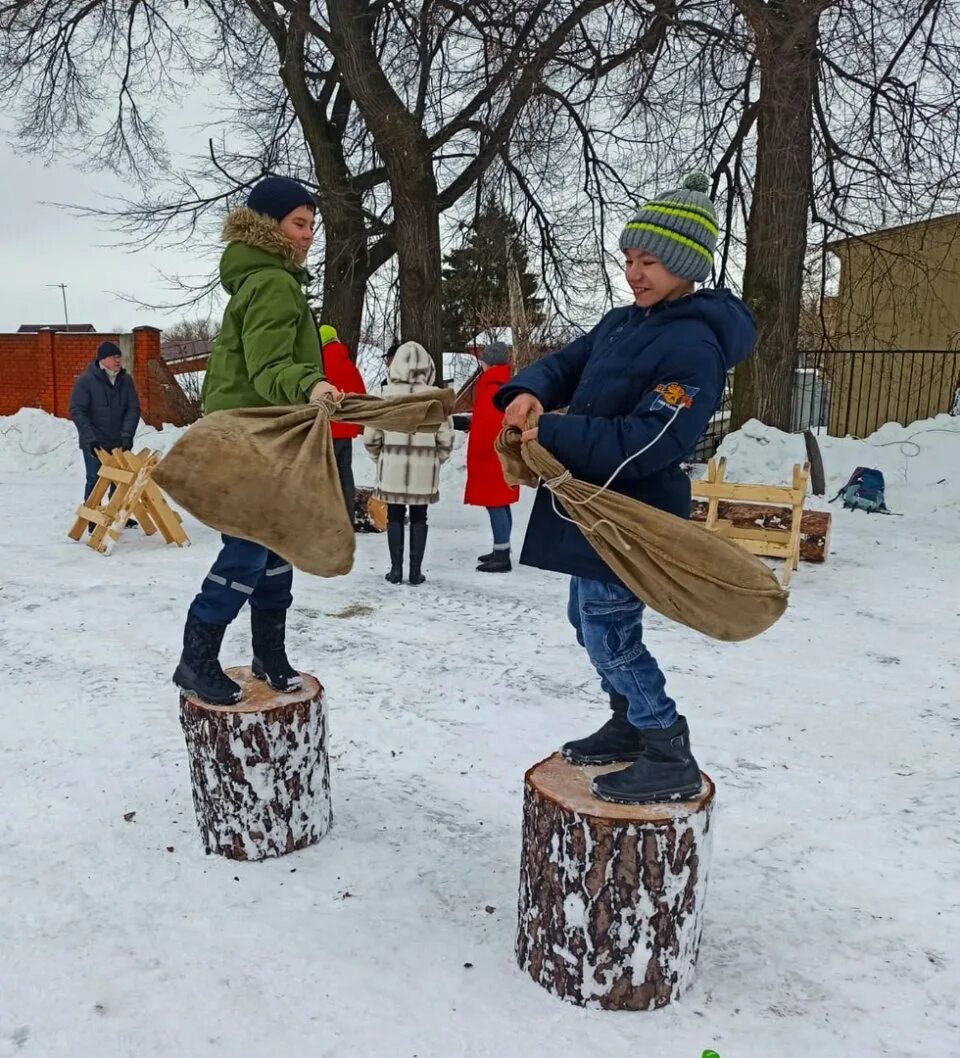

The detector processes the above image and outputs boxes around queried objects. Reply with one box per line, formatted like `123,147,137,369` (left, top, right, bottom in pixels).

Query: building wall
828,215,960,434
0,327,191,427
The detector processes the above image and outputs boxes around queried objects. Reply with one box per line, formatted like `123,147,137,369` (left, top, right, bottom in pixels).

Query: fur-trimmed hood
219,206,308,294
387,340,436,386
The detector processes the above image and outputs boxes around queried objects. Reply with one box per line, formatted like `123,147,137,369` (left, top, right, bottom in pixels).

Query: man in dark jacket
69,341,142,499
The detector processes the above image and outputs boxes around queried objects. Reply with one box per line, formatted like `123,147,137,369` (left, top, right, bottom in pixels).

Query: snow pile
711,414,960,511
0,408,185,475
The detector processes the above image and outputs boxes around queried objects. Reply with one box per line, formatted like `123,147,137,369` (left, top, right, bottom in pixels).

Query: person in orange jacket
319,324,367,519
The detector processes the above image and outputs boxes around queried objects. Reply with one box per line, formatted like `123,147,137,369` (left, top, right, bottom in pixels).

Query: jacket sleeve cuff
299,369,325,400
493,383,543,412
535,413,563,455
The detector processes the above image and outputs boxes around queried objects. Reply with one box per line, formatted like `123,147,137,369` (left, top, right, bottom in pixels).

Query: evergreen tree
441,207,543,351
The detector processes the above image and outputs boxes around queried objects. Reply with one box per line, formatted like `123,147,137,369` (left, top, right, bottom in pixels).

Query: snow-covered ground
1,409,959,1058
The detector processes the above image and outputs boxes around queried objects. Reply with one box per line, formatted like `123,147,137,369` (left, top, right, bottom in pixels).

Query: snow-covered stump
516,753,715,1010
179,666,332,860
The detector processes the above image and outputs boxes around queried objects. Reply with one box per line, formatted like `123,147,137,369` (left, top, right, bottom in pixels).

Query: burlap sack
154,390,454,577
496,424,788,642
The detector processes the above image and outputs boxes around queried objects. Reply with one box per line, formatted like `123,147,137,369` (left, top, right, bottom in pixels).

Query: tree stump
179,666,331,860
517,754,715,1010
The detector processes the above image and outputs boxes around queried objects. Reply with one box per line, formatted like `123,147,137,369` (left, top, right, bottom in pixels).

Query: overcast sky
0,114,225,335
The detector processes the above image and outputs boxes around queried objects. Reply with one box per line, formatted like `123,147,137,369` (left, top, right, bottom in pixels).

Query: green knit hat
619,171,718,283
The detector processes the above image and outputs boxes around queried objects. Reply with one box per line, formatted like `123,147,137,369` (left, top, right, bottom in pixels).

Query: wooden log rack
68,447,189,554
691,457,815,586
517,754,715,1011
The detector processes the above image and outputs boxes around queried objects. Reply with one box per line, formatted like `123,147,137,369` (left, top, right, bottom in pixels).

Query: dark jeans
333,438,355,519
568,576,678,731
189,535,294,625
82,448,102,500
486,505,512,550
387,503,427,525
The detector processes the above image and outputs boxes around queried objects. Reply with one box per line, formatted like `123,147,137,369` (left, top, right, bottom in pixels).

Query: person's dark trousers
333,438,355,521
189,535,294,626
82,447,101,501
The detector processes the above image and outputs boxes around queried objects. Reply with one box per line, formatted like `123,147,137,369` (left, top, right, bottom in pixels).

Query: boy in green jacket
173,176,339,705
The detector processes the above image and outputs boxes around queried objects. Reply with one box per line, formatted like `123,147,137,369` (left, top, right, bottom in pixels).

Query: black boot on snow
250,608,302,692
477,550,511,573
591,716,703,805
385,521,404,584
562,693,645,765
408,522,428,585
173,614,243,706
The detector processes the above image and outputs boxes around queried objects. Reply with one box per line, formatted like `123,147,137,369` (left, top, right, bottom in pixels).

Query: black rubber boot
561,693,644,765
173,614,243,706
250,607,302,693
408,522,428,585
591,716,703,805
385,521,404,584
477,550,511,573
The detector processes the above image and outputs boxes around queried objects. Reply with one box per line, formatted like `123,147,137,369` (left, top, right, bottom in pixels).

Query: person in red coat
320,324,367,518
465,341,520,572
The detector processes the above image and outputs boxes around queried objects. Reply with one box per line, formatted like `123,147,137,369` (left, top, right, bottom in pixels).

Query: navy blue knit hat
247,177,317,223
97,341,122,362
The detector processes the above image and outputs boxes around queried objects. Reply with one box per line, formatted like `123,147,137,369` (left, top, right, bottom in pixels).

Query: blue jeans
486,505,512,550
189,535,294,625
82,448,101,500
567,576,678,730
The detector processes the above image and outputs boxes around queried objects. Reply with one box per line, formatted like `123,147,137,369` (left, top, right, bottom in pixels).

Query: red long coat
464,364,521,507
322,340,367,438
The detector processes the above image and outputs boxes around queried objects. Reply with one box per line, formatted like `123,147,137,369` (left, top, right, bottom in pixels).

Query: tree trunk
328,0,444,379
516,753,715,1010
320,208,370,353
731,4,824,431
179,667,331,860
394,171,444,378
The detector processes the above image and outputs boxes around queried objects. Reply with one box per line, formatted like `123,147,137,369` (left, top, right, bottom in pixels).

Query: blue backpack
831,467,887,513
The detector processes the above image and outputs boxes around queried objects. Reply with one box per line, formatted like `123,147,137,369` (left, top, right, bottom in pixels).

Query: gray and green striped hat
619,171,717,283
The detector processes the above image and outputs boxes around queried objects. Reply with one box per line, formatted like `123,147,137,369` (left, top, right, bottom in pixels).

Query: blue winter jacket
495,289,756,585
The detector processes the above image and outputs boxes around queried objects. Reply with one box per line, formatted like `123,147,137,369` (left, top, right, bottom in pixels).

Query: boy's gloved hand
310,380,342,404
504,393,543,430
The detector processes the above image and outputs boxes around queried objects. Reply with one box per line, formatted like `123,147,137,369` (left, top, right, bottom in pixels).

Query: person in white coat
363,340,454,585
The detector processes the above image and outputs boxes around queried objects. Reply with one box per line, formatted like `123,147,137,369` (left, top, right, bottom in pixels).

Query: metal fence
691,348,960,463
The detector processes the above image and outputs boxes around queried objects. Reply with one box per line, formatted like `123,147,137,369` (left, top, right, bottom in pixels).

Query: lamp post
47,283,69,326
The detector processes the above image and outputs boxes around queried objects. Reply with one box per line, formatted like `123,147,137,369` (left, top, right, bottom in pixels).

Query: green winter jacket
202,207,325,413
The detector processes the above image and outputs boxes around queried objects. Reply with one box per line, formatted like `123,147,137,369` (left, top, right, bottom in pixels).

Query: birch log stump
517,754,715,1010
179,666,331,860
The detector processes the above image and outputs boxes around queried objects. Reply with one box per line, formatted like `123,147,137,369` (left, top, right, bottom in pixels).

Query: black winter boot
385,521,404,584
173,614,243,706
250,608,302,692
477,550,511,573
561,693,644,765
408,522,428,585
591,716,703,805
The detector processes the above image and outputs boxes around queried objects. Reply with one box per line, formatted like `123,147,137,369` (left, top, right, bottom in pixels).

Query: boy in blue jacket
498,172,756,804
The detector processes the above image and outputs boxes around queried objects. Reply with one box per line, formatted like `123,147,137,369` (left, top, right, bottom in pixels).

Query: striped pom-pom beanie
619,171,718,283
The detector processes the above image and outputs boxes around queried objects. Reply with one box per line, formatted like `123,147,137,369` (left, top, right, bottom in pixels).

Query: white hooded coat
363,341,455,505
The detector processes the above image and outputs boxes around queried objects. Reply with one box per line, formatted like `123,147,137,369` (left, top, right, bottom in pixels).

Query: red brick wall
0,326,191,427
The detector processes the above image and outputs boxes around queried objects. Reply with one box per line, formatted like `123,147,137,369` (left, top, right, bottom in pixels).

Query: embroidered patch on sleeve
651,382,700,411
